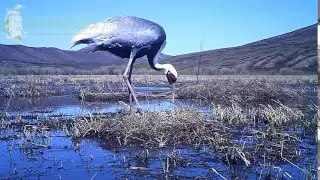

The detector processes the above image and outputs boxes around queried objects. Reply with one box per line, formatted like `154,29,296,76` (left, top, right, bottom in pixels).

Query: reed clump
4,83,64,98
177,78,300,104
73,108,208,147
1,75,315,100
71,100,315,167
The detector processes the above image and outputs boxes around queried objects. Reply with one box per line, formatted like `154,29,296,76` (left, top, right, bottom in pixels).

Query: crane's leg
128,61,134,112
123,50,143,114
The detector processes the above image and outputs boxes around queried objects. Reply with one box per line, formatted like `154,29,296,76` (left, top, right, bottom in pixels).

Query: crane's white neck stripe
154,63,166,72
154,63,178,77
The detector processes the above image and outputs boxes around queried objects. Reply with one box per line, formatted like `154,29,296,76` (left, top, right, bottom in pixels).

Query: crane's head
166,70,177,84
163,64,178,103
163,64,178,84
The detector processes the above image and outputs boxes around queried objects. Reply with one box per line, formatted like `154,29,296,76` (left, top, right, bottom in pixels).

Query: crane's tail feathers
70,22,105,49
69,38,96,50
71,43,101,53
69,42,78,50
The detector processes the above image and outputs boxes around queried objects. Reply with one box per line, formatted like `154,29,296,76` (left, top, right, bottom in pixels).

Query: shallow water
0,95,210,119
0,85,210,116
0,129,316,179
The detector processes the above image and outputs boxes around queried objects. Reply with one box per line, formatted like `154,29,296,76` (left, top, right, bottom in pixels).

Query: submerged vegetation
0,74,317,179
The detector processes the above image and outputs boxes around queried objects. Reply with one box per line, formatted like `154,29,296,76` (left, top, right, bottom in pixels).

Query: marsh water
0,85,317,179
0,87,211,118
0,133,316,180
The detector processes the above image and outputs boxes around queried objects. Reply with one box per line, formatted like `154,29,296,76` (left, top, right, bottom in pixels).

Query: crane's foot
129,104,133,113
137,108,143,114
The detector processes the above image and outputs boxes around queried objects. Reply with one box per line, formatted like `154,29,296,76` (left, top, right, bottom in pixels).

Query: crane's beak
171,84,175,103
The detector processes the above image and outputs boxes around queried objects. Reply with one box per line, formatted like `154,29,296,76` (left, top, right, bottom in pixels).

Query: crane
70,16,178,113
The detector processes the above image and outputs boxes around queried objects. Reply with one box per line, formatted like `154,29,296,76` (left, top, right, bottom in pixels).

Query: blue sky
0,0,317,55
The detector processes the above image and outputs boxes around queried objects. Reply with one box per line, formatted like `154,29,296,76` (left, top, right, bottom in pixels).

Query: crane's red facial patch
166,72,177,84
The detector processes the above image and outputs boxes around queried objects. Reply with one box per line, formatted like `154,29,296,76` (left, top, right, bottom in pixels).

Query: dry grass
0,74,316,84
73,108,208,148
177,78,306,104
76,91,172,102
257,100,305,127
73,75,316,103
4,83,64,98
212,102,249,125
1,75,316,100
70,100,316,169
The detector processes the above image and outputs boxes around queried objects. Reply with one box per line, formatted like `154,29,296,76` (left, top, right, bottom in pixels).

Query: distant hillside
156,24,317,75
0,44,170,75
0,24,317,75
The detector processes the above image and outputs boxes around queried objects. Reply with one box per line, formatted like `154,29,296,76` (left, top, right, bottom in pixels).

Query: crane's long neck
150,59,173,75
148,40,167,72
148,55,168,73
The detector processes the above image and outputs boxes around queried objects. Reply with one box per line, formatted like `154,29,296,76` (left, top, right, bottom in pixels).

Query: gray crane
70,16,178,113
